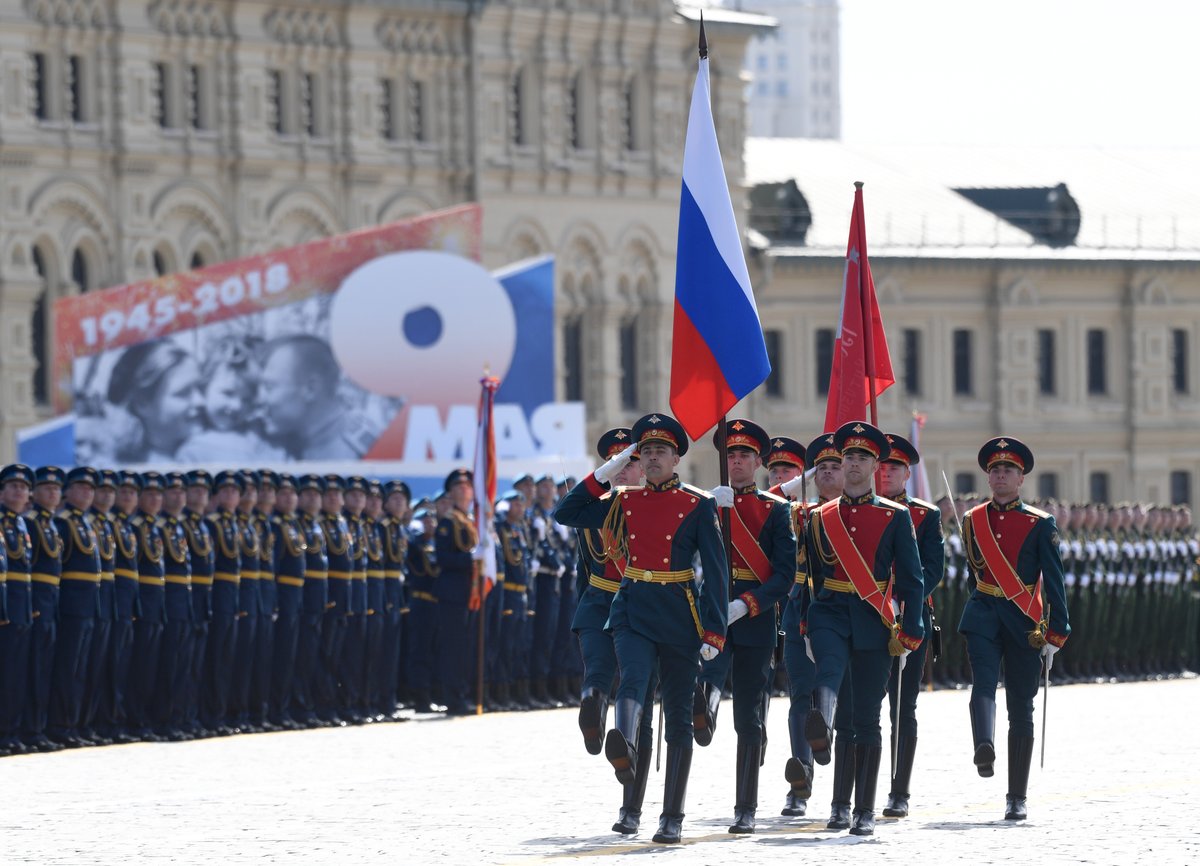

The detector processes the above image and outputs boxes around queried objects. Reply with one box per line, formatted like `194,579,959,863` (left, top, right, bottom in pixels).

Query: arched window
31,246,50,406
510,68,525,146
71,247,91,292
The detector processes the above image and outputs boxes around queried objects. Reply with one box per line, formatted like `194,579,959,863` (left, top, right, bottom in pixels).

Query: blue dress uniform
380,480,410,717
363,499,389,719
295,476,329,726
252,474,279,731
959,437,1071,822
695,421,797,835
49,467,103,745
528,496,563,708
320,478,353,723
108,472,142,742
495,497,532,708
804,422,925,837
0,464,35,755
555,413,728,845
769,435,823,817
541,479,582,705
269,474,307,728
183,471,216,737
233,478,263,730
157,474,194,739
81,470,119,744
434,468,479,716
203,471,242,733
340,477,370,721
25,465,66,750
879,433,945,819
405,512,440,713
130,472,168,739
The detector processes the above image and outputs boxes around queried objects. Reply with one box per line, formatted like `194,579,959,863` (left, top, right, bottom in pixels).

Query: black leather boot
692,682,721,747
1005,732,1035,820
604,698,642,785
849,743,882,836
970,697,996,777
579,687,609,756
529,678,554,710
729,739,762,834
883,735,917,817
785,755,814,801
652,744,693,844
806,686,837,765
826,735,855,830
781,789,808,817
613,738,653,834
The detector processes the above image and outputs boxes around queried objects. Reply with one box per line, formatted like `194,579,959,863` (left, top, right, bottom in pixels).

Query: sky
839,0,1200,148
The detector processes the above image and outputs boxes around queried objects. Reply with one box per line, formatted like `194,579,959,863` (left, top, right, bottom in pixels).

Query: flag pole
855,181,879,427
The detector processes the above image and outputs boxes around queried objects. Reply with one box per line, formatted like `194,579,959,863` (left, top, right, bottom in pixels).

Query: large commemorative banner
42,204,588,495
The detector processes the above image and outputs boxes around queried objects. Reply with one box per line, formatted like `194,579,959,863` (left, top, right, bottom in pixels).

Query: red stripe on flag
669,300,738,440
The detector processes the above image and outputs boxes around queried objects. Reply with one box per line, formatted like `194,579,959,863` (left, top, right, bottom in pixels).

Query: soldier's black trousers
810,626,890,747
965,629,1043,739
698,642,774,743
613,628,698,747
49,614,94,734
26,615,57,736
784,634,815,763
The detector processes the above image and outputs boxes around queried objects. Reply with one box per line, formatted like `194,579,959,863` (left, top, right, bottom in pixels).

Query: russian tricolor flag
669,29,770,441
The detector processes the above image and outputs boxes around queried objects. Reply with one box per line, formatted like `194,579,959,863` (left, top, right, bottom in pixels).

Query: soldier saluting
960,437,1070,821
555,412,727,845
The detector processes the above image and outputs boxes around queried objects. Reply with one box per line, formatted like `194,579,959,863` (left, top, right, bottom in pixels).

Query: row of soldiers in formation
0,463,589,757
550,413,1097,844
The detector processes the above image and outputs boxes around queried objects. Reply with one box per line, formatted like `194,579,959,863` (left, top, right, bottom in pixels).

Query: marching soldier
48,466,102,747
108,472,142,743
80,469,119,745
158,472,194,740
319,475,353,725
295,475,329,727
253,472,279,731
877,433,945,818
0,465,35,755
183,471,215,737
203,471,242,735
380,481,410,718
555,412,728,844
407,501,441,714
696,420,796,835
269,473,307,730
130,472,167,741
804,422,925,837
26,466,66,751
960,437,1071,821
434,468,480,716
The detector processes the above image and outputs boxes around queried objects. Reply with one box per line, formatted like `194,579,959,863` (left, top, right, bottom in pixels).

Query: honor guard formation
553,415,1200,843
1,437,1197,843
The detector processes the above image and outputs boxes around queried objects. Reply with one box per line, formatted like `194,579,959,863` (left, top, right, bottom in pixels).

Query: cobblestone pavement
3,678,1198,865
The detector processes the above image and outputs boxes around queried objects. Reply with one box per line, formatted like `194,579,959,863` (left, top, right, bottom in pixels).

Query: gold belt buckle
644,570,654,581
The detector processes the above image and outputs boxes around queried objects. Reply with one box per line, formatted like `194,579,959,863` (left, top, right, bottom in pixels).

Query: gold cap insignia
852,424,865,434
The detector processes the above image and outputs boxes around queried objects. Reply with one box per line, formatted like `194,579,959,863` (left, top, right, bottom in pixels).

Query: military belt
101,572,115,582
277,576,305,587
115,568,138,580
241,571,260,580
794,571,810,586
32,572,61,586
824,577,888,595
624,567,694,584
61,570,102,583
502,581,527,592
732,567,762,582
137,576,165,586
974,579,1036,598
538,567,559,576
214,572,240,583
304,570,328,580
165,575,190,585
368,570,386,579
411,590,437,603
328,570,352,580
191,576,213,586
384,570,402,579
589,575,621,593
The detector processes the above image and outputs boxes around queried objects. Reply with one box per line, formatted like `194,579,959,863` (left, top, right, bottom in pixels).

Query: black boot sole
785,756,814,799
692,686,713,747
805,710,831,765
974,743,995,778
604,729,636,785
579,695,604,756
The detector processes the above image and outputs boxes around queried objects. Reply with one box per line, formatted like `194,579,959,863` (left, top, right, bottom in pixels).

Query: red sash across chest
967,503,1044,624
621,486,702,572
818,498,897,627
730,493,774,582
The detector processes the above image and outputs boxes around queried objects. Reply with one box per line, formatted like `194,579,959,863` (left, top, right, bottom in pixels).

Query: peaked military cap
596,428,636,460
806,433,841,467
713,418,770,457
97,469,120,490
632,412,689,456
367,480,383,498
238,470,261,490
1,464,35,487
833,421,891,461
212,470,242,492
444,468,473,492
513,474,534,487
140,471,165,491
384,480,411,501
276,473,298,492
258,470,280,490
765,436,806,469
298,474,325,493
535,474,555,485
119,470,142,491
345,476,368,492
323,474,345,492
186,469,213,490
978,436,1034,473
164,471,187,490
65,466,99,488
883,433,920,467
35,465,66,487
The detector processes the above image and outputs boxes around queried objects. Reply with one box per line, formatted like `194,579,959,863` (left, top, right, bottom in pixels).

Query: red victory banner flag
823,182,895,429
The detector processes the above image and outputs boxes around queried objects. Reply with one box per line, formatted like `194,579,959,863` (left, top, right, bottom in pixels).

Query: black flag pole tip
699,11,708,59
854,180,864,189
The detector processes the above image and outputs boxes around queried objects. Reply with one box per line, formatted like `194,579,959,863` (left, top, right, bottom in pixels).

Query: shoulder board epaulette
1021,504,1052,520
874,496,905,511
679,483,713,499
906,495,939,512
131,516,145,526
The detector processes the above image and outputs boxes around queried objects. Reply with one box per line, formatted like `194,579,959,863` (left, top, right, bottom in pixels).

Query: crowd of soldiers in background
1,459,1197,758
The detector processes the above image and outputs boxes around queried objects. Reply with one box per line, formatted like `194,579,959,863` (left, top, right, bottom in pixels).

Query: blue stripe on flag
675,182,771,399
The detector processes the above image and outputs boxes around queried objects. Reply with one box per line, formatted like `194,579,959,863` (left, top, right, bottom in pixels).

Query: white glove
700,642,721,662
803,634,815,663
780,475,805,499
727,599,749,625
1041,642,1060,668
530,558,541,573
594,443,637,485
710,485,735,508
